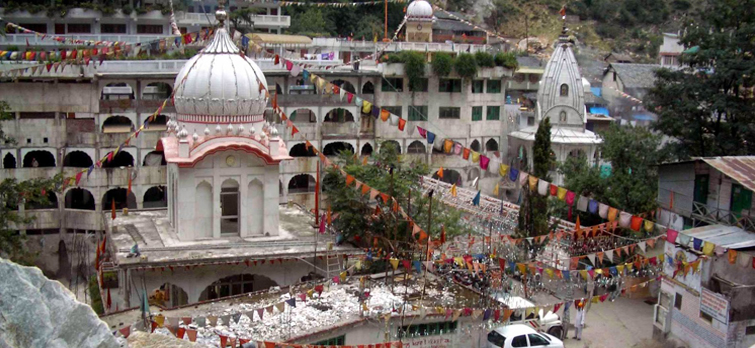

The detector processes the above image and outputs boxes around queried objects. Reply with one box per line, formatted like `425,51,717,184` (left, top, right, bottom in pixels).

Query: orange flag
575,215,581,233
111,198,116,220
438,167,444,179
440,225,446,245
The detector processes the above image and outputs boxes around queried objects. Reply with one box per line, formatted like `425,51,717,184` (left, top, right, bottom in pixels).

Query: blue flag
427,131,436,144
563,270,571,281
509,168,519,182
413,260,422,274
472,191,481,206
241,36,249,49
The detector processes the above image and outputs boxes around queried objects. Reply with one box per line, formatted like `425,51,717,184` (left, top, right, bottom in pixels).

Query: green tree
645,0,755,157
518,118,552,237
454,53,478,80
0,101,63,264
322,143,464,251
352,14,383,41
557,124,670,225
287,9,335,37
432,52,454,76
485,0,520,32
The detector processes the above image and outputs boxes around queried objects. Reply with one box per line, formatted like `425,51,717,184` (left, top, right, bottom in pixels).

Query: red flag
119,326,131,338
186,329,197,342
398,117,407,131
127,172,132,197
219,335,228,347
111,198,116,220
559,6,566,17
106,288,112,309
319,214,326,234
575,215,580,233
176,327,186,339
291,126,299,137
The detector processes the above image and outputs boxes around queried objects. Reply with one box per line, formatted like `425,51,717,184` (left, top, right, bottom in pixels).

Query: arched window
323,108,355,123
220,179,240,235
195,181,213,238
485,139,499,152
362,81,375,94
407,141,426,154
65,188,95,210
247,179,264,235
23,150,56,168
102,188,137,210
143,186,167,208
3,153,16,169
143,82,172,100
432,169,462,186
322,142,354,157
559,111,567,123
470,140,481,152
560,84,569,97
331,80,356,94
63,151,94,168
143,151,167,166
199,274,278,301
361,143,374,156
101,151,134,168
26,191,58,210
146,115,168,131
381,140,402,154
101,82,134,100
289,143,316,157
290,109,316,123
288,174,316,194
149,283,188,308
102,116,134,133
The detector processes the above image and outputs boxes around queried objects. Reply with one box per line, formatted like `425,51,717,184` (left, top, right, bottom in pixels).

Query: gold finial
216,0,228,26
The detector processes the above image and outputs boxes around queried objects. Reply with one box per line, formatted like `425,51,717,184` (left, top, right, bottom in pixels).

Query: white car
495,295,565,339
487,324,564,348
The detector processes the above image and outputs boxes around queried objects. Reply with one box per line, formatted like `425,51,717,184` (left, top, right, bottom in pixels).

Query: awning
589,107,610,116
681,224,755,250
246,33,313,45
515,67,544,74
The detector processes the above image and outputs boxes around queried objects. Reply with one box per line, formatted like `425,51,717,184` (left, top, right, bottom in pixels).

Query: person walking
562,300,571,339
573,302,586,340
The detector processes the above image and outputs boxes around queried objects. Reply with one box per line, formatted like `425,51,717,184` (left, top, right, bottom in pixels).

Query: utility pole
421,190,433,299
524,15,529,54
383,0,389,42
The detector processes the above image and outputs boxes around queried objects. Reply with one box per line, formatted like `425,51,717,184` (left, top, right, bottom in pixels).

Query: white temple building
508,26,602,185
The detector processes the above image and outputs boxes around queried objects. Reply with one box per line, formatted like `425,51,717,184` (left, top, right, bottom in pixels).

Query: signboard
700,288,729,325
404,335,452,348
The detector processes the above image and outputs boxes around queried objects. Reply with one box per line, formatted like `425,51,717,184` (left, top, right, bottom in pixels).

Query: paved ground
561,296,658,348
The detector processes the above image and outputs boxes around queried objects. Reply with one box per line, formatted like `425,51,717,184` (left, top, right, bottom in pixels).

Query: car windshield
487,331,506,347
539,333,551,342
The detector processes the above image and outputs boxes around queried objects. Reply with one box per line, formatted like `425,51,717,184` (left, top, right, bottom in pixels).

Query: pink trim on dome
179,143,281,167
177,114,265,124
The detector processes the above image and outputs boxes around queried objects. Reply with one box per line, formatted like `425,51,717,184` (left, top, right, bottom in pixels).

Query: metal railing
691,201,755,232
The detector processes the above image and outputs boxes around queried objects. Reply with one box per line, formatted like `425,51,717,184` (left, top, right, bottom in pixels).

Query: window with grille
439,107,461,119
410,78,429,92
137,25,163,34
67,24,91,33
314,335,345,345
101,24,127,33
486,106,500,120
674,293,682,310
472,80,484,93
382,106,402,118
487,80,502,93
399,321,457,338
382,77,404,92
472,106,483,121
439,79,462,93
408,106,428,121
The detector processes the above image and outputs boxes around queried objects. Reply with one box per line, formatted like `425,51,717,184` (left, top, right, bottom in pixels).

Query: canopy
246,33,312,45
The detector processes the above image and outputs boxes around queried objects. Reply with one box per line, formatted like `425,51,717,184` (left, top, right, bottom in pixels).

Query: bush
88,276,104,315
122,5,133,15
494,51,519,69
454,53,478,80
432,52,453,76
474,51,495,68
401,51,426,91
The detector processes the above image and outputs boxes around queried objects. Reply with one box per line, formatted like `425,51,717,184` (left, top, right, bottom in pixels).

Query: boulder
126,331,200,348
0,257,119,348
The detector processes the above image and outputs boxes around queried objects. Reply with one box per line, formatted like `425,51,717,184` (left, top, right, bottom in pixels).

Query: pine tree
517,118,552,237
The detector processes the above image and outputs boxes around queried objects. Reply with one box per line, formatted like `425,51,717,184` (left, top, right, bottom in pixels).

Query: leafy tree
494,52,519,69
352,14,383,41
432,52,453,76
287,9,335,37
474,51,495,68
645,0,755,157
0,102,63,264
454,53,478,80
557,124,670,226
401,51,427,92
322,143,464,251
518,118,552,237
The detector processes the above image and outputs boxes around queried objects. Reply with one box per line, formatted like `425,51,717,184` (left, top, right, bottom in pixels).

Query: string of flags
278,0,408,6
4,22,213,51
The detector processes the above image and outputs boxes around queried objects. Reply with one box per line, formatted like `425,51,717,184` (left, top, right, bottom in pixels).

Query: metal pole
313,161,320,275
421,190,433,299
384,0,388,41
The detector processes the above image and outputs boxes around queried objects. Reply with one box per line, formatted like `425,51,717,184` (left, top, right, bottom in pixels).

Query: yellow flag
517,263,526,274
591,296,600,303
493,183,499,196
390,258,399,270
362,100,373,114
450,184,457,197
545,268,554,278
580,270,589,280
529,176,538,191
471,151,480,163
702,241,714,256
557,187,567,200
339,271,348,282
499,163,509,177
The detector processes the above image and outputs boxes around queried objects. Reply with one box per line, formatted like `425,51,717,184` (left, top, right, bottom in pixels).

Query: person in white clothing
573,302,586,340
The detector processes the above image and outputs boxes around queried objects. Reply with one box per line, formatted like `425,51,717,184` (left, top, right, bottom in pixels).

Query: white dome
406,0,434,21
173,27,268,124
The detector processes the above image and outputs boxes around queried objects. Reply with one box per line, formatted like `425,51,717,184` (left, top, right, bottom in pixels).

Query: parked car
487,324,564,348
495,295,565,340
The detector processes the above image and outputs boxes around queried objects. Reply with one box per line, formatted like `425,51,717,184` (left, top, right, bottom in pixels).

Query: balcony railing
691,201,755,232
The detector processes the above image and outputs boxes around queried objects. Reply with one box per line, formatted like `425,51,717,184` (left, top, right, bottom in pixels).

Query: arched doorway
145,115,168,131
322,142,354,156
323,108,355,123
63,151,94,168
331,80,356,94
195,181,213,239
360,143,374,156
143,151,167,166
380,140,402,154
288,174,316,194
220,179,240,235
3,153,16,169
407,140,426,154
432,168,462,186
290,109,316,123
198,274,278,301
485,139,499,152
289,143,316,157
65,188,95,210
143,186,167,208
101,82,134,100
102,188,137,210
102,116,134,133
23,150,55,168
102,151,134,168
149,282,188,308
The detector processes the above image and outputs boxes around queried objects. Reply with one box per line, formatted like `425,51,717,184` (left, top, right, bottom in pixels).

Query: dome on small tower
406,0,434,21
172,4,268,124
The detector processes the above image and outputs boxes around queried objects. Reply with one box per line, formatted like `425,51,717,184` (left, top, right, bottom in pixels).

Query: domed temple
103,2,357,309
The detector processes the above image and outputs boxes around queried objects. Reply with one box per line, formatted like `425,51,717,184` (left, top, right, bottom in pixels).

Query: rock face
0,257,119,348
127,331,200,348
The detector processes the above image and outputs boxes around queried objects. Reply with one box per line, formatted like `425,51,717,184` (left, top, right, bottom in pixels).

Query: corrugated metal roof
700,156,755,193
681,224,755,249
247,33,313,45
